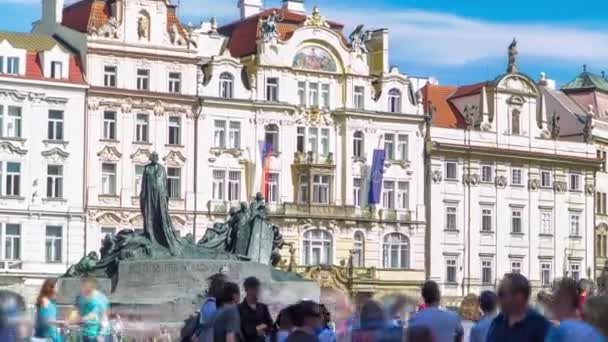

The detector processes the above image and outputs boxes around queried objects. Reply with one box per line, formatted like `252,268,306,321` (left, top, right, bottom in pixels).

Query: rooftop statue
507,38,518,74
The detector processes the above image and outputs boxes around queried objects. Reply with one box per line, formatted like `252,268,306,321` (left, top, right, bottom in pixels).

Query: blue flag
368,149,385,205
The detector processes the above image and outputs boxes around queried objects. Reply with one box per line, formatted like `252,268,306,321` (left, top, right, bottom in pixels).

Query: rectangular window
481,164,493,183
168,72,181,93
397,181,409,209
382,181,395,209
103,111,117,140
0,57,4,73
214,120,226,148
312,175,330,204
353,86,364,109
445,161,458,180
597,192,607,215
446,258,457,283
212,170,225,200
266,77,278,101
598,150,607,172
320,128,330,156
541,170,552,188
541,262,552,287
570,263,581,281
298,81,306,106
47,110,64,141
397,134,408,161
298,174,309,203
481,259,493,284
308,127,318,155
353,178,361,208
228,121,241,149
265,172,279,204
296,127,305,153
136,69,150,90
4,224,20,261
481,208,493,232
321,84,330,109
45,226,62,263
308,82,319,107
384,134,395,160
46,165,63,199
51,61,62,79
570,214,580,237
570,173,581,191
446,206,457,230
1,106,22,138
104,65,117,87
228,171,241,202
511,209,522,233
101,163,116,195
135,114,149,143
168,117,181,145
167,167,181,199
6,57,19,75
511,110,520,135
5,162,20,196
511,260,522,274
512,167,523,186
540,211,552,235
134,165,145,196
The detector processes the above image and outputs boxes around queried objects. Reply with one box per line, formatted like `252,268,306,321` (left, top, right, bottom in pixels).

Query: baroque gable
130,148,152,164
97,146,123,162
163,150,187,166
41,147,70,163
0,141,27,156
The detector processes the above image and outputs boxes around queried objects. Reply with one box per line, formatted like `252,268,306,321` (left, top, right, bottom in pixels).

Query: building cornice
0,76,89,90
88,47,200,64
89,87,197,105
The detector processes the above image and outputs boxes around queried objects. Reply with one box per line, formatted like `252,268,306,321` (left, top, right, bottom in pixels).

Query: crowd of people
1,271,608,341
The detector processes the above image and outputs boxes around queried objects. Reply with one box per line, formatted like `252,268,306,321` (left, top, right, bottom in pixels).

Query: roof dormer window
51,61,62,79
6,57,19,75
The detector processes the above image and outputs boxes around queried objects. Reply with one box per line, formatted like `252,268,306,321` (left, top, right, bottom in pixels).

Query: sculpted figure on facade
528,178,539,191
550,111,561,139
304,6,330,28
495,175,508,188
92,17,120,39
507,38,518,74
349,24,370,53
137,13,150,40
260,11,280,42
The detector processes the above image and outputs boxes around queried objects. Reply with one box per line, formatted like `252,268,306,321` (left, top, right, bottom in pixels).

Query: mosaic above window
293,46,337,72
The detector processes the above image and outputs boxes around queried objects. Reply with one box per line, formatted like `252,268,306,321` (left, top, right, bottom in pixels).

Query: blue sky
2,0,608,86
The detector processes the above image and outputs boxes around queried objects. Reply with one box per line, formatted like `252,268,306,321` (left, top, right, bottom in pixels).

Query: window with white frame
312,175,330,204
46,165,63,199
541,262,552,287
264,124,279,152
353,131,364,158
382,181,395,209
445,161,458,180
383,233,409,269
4,223,20,261
481,164,493,183
296,127,305,153
211,170,241,202
135,114,149,143
597,192,607,215
397,134,408,161
397,182,409,210
388,88,402,113
541,170,552,188
265,172,279,203
136,69,150,90
168,72,181,93
481,259,493,284
228,171,241,202
214,120,226,148
6,57,19,75
103,111,117,140
4,162,20,196
540,210,553,235
296,81,330,108
321,84,330,108
569,173,581,191
481,208,493,232
213,120,240,149
134,164,145,195
0,105,22,138
168,117,181,145
47,110,64,141
297,81,306,106
353,231,364,267
104,65,117,87
51,61,62,79
320,128,329,156
598,150,607,172
298,127,331,159
308,82,319,107
45,225,62,263
511,209,523,233
570,213,581,237
570,263,581,281
446,257,457,283
101,163,116,195
212,170,225,200
511,260,522,273
219,72,234,99
303,229,332,265
298,174,309,203
228,121,241,149
446,205,457,230
353,86,364,109
511,167,523,186
167,167,181,199
353,178,361,208
266,77,278,101
384,134,395,160
511,109,521,135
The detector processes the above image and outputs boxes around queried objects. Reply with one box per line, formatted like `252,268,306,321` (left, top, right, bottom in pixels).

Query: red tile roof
62,0,110,33
219,8,347,58
449,81,489,99
422,84,465,129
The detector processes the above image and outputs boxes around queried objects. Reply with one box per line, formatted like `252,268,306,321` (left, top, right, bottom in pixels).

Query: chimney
238,0,263,19
42,0,64,24
282,0,305,13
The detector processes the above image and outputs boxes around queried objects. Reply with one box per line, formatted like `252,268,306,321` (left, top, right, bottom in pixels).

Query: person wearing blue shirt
198,273,226,342
317,304,336,342
545,277,605,342
486,273,551,342
75,278,110,342
469,290,497,342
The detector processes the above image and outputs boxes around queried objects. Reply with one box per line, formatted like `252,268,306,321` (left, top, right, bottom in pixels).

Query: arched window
353,131,364,158
265,124,279,152
388,88,402,113
353,231,365,267
219,72,234,99
511,109,520,135
303,229,332,265
382,233,409,268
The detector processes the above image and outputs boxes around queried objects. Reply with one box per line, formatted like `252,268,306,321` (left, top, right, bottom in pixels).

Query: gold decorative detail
304,6,330,28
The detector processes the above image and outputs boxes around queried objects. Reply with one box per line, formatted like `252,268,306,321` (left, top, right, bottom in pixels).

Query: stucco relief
586,183,595,196
91,17,120,39
130,148,152,164
553,180,567,193
431,170,443,183
495,175,508,188
97,146,123,162
294,107,334,127
41,147,70,163
163,150,187,167
96,212,123,225
463,174,480,186
528,178,540,191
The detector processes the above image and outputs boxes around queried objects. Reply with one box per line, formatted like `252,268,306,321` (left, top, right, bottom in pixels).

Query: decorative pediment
294,107,334,127
0,141,27,156
41,147,70,163
0,88,28,102
97,146,122,162
163,150,186,167
130,148,152,164
506,95,526,106
95,212,122,225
